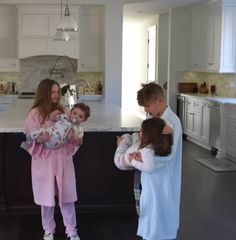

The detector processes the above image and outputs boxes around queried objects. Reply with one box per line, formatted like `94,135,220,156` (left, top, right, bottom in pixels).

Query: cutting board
178,82,198,93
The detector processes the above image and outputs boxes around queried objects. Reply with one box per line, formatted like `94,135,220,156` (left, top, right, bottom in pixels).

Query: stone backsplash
177,71,236,97
0,56,104,94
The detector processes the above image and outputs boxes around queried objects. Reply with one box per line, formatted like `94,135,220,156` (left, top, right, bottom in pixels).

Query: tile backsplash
0,56,104,94
177,71,236,97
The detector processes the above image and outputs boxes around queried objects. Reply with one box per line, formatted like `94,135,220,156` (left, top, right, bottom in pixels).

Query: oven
177,95,185,130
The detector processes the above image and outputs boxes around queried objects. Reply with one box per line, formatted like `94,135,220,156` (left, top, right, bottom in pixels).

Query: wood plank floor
1,140,236,240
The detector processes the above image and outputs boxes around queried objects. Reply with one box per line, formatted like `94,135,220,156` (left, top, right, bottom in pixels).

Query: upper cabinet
77,5,104,72
190,0,236,73
18,5,79,59
0,6,19,72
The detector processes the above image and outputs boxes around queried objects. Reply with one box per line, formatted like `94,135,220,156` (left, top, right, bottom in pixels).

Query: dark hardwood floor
1,140,236,240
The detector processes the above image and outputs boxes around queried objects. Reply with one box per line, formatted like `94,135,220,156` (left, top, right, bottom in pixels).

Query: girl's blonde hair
139,118,173,156
31,78,64,123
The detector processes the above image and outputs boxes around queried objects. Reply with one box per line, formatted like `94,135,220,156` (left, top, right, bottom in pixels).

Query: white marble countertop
178,93,236,105
0,99,143,133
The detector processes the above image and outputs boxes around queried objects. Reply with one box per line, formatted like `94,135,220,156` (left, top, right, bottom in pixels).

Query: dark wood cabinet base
0,132,135,215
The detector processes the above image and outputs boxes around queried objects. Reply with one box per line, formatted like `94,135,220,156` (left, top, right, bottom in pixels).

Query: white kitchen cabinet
200,101,210,145
190,5,206,70
204,4,221,71
223,103,236,161
184,96,210,149
0,6,19,72
0,95,18,112
190,0,236,73
0,59,19,72
225,117,236,159
220,3,236,72
18,5,79,59
184,97,202,139
77,5,104,72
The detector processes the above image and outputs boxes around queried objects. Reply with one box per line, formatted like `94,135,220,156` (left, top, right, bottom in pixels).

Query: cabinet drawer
185,98,202,112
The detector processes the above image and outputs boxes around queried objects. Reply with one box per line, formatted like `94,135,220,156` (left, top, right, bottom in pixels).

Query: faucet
77,79,90,88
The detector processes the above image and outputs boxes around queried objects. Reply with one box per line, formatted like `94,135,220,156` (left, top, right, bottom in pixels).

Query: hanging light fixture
54,0,71,41
57,0,78,32
54,30,70,41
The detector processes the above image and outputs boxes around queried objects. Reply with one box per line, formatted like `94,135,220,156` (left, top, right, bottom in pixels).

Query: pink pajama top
23,108,80,207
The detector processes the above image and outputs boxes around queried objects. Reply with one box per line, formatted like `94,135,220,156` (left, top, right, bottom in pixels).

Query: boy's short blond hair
137,82,164,106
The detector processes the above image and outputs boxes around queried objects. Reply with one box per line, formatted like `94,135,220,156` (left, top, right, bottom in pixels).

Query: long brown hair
139,118,173,156
31,78,64,123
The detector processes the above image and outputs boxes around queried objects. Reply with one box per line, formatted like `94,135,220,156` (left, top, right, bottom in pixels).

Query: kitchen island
0,99,143,215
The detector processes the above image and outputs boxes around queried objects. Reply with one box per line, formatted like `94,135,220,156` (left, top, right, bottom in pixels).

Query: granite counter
0,99,143,132
178,93,236,105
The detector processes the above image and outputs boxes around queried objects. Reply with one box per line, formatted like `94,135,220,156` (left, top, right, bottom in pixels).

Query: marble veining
0,99,143,133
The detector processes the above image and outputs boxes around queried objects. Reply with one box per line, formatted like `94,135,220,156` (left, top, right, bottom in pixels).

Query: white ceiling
123,0,210,19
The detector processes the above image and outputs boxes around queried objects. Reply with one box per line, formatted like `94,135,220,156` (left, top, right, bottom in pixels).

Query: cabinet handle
208,63,214,65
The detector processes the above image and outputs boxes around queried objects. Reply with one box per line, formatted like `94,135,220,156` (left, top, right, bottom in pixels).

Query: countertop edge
178,93,236,105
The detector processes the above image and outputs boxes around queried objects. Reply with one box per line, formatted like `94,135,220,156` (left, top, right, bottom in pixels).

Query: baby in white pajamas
24,103,90,150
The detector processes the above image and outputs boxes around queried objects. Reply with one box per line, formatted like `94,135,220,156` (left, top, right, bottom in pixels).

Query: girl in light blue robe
137,106,182,240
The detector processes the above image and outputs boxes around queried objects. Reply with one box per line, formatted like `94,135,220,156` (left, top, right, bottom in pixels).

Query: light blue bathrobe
137,106,182,240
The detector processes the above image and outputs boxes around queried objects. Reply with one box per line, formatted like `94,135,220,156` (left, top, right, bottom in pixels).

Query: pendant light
54,30,70,41
57,0,78,32
54,0,70,41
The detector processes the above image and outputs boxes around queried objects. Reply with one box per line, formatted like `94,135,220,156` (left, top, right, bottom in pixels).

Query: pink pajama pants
41,202,77,237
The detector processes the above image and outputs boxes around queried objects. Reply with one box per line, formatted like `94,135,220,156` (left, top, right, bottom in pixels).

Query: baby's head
69,103,91,124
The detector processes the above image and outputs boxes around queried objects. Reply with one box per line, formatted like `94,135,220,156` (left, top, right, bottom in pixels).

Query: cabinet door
190,3,221,72
200,102,210,145
20,14,48,37
221,5,236,72
0,6,18,72
0,59,19,72
226,117,236,158
184,98,201,139
190,6,206,70
185,111,201,139
204,5,221,71
78,6,104,72
4,133,35,213
0,134,6,213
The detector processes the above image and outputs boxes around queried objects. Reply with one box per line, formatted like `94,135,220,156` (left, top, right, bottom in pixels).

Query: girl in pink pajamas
23,78,81,240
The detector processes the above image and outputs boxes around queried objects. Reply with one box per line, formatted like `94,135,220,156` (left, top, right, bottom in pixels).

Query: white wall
167,8,190,112
104,0,123,106
157,13,169,94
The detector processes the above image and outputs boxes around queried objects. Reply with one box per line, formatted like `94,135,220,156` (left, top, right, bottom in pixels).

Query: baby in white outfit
24,103,90,149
